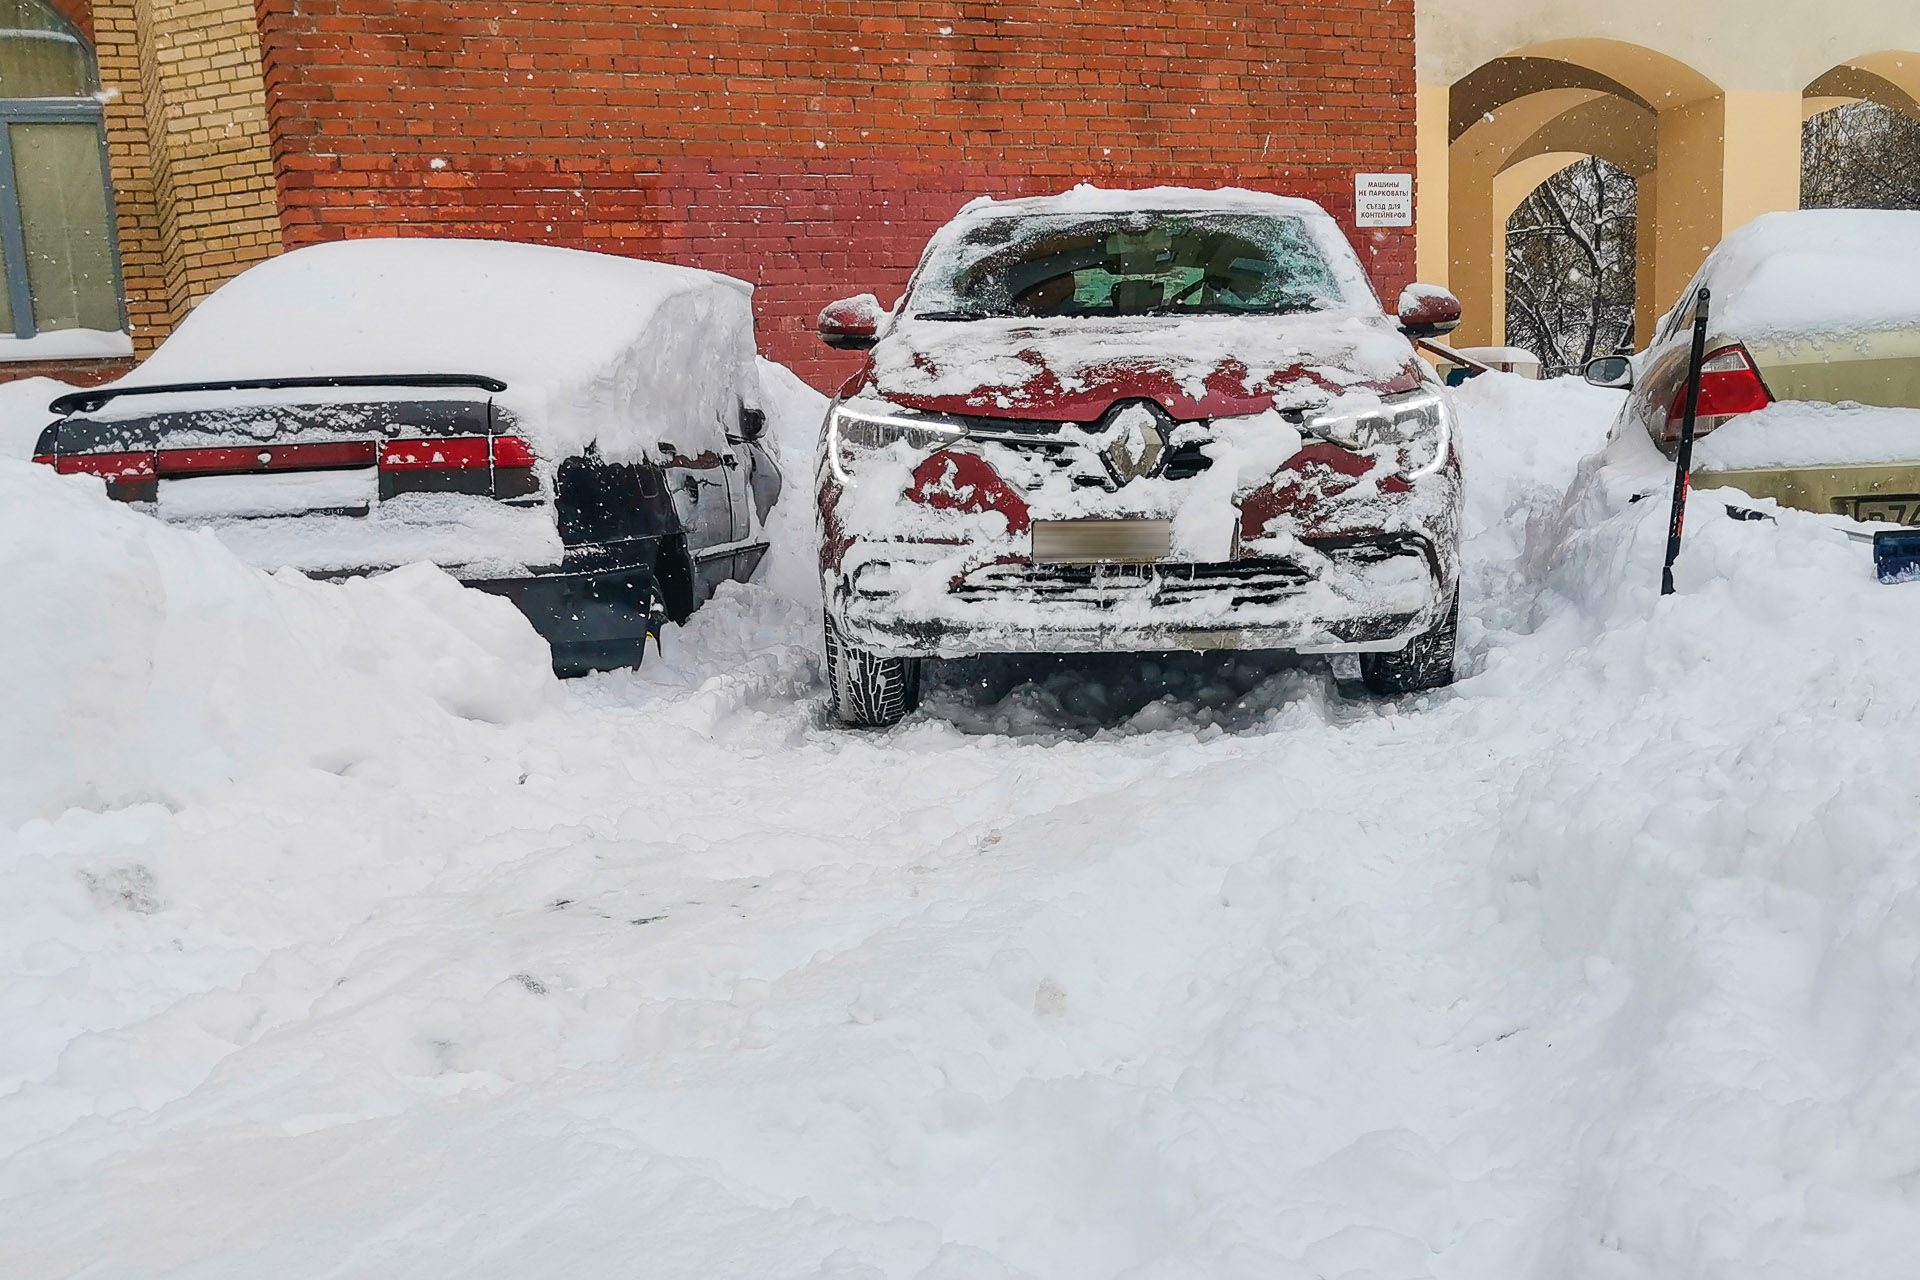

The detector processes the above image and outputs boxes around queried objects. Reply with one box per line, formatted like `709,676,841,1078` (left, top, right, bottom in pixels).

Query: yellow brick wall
94,0,280,356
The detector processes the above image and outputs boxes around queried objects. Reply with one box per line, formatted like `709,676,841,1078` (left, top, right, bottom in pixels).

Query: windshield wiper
911,310,985,321
1134,303,1323,318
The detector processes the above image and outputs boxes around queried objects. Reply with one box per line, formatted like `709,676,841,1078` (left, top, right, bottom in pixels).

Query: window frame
0,95,128,341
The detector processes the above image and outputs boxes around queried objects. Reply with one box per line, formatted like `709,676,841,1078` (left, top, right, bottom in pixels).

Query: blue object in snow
1873,529,1920,583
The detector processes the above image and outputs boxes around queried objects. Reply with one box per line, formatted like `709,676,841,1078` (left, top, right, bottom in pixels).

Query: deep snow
5,367,1920,1279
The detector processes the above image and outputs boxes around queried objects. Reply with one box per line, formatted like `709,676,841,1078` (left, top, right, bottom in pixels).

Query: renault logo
1097,401,1168,487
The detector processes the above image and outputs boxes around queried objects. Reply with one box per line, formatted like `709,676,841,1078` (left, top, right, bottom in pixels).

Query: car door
1630,280,1707,446
660,415,737,602
725,401,779,583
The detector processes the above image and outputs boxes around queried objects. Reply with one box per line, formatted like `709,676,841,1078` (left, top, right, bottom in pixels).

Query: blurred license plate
1032,518,1171,564
157,467,377,519
1851,496,1920,525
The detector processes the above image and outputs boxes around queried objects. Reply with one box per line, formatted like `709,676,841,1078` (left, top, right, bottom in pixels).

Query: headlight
1301,387,1452,478
825,400,969,485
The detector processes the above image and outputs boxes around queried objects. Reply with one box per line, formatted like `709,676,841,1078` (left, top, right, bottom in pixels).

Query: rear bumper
829,536,1448,658
465,560,658,677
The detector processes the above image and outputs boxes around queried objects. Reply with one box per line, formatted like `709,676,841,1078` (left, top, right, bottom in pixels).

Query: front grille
958,416,1218,489
1161,442,1213,480
952,558,1314,608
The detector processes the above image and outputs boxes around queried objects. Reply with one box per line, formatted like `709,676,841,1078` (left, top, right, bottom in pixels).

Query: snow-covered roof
1703,209,1920,341
950,183,1343,224
105,238,761,463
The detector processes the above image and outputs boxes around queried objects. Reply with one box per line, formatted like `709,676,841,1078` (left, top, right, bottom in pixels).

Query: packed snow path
5,373,1920,1278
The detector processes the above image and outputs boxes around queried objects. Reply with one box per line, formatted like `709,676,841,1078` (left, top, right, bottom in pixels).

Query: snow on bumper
830,535,1446,657
819,408,1463,658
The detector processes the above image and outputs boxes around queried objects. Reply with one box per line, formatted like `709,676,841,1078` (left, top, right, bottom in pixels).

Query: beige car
1587,209,1920,523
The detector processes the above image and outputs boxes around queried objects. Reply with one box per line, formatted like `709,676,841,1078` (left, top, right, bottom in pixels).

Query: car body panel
865,313,1426,424
1619,212,1920,521
1627,335,1920,520
1697,461,1920,523
1743,329,1920,407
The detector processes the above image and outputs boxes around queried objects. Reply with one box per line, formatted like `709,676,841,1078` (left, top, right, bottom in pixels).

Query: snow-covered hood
865,310,1425,423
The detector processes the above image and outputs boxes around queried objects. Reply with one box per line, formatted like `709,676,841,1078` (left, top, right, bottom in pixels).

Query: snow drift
0,461,554,828
0,375,69,460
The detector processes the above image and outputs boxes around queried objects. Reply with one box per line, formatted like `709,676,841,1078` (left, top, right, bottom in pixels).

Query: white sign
1354,173,1414,228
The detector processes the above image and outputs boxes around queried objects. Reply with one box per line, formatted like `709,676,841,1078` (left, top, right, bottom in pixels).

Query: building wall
89,0,279,370
254,0,1418,389
1415,0,1920,345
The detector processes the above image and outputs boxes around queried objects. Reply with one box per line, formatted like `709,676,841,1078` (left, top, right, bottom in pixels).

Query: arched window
0,0,127,356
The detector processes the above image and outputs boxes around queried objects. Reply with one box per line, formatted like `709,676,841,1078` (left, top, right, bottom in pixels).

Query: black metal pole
1661,287,1712,596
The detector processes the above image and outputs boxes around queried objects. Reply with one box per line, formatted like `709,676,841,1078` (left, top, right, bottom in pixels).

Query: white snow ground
5,367,1920,1279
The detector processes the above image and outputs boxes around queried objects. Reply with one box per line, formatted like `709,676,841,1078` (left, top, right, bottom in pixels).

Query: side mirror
1396,284,1462,339
736,405,767,442
1584,355,1634,389
818,294,886,351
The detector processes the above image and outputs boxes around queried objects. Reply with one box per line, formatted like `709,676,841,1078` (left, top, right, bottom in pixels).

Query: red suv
814,187,1464,726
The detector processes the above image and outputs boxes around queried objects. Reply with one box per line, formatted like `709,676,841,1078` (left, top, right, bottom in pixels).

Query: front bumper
830,535,1447,658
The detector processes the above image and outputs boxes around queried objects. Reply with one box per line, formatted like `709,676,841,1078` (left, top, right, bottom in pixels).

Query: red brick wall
50,0,91,39
254,0,1416,391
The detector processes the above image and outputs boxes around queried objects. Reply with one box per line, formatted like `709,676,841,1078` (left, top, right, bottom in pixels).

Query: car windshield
910,211,1354,320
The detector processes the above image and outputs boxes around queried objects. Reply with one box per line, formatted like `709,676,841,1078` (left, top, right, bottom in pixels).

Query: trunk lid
37,390,536,509
34,384,560,577
1744,327,1920,409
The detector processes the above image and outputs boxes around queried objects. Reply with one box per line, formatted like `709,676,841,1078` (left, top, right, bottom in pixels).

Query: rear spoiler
49,373,509,417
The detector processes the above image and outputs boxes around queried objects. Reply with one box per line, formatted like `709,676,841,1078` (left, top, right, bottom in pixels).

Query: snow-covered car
31,239,779,676
814,186,1465,726
1586,210,1920,522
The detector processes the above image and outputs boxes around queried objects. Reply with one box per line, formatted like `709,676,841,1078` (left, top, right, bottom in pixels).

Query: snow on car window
910,212,1352,320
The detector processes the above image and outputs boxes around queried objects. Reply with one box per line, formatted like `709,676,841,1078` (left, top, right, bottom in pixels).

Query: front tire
1360,591,1458,695
824,614,922,727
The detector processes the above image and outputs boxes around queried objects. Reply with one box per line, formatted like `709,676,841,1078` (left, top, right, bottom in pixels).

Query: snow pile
194,492,566,578
0,461,555,827
1695,208,1920,339
1475,418,1920,1278
1693,400,1920,470
0,375,69,459
752,354,830,605
99,239,761,464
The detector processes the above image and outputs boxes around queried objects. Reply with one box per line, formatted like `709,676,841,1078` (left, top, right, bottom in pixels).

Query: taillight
492,435,536,468
1667,345,1771,439
36,449,158,502
377,435,538,500
50,450,155,479
379,437,491,471
377,436,536,470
